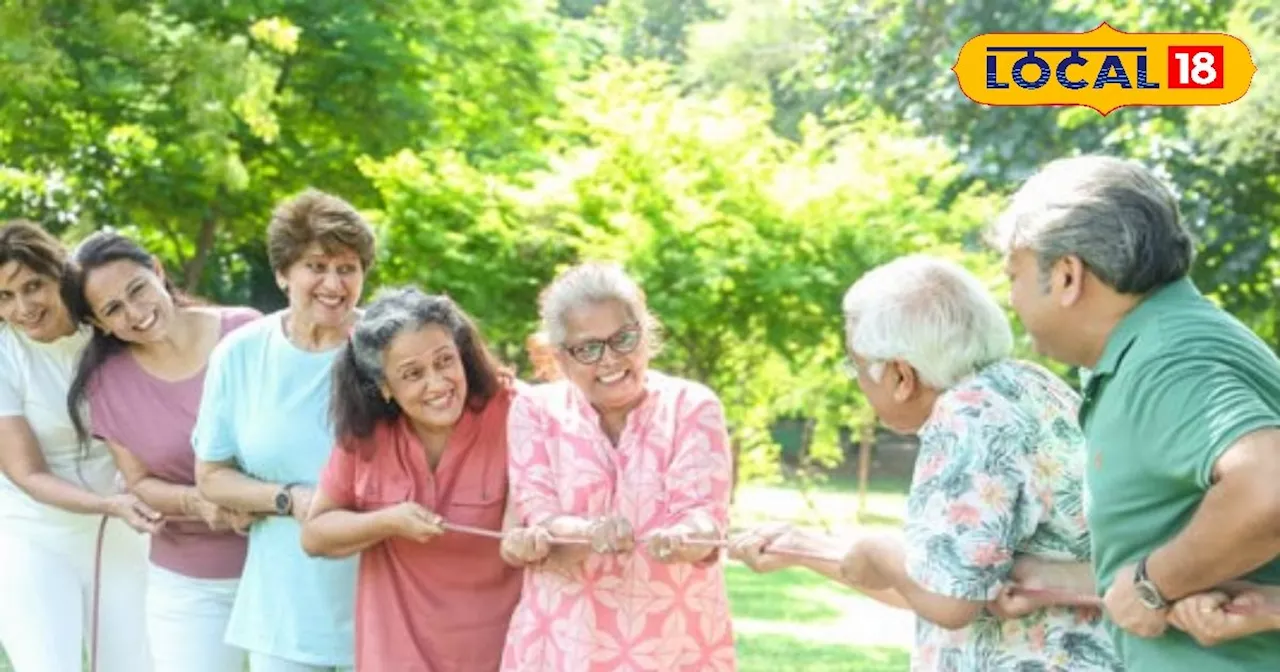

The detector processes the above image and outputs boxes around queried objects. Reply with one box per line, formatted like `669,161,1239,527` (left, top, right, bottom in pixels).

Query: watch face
275,491,290,514
1136,582,1164,609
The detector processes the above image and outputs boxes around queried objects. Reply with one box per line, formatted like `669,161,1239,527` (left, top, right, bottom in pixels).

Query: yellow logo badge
952,22,1258,115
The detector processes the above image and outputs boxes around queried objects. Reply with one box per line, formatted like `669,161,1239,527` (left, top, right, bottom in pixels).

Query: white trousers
248,651,354,672
0,516,152,672
146,564,244,672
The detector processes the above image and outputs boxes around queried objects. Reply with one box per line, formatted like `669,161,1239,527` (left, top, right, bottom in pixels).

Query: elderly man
990,154,1280,668
730,254,1119,671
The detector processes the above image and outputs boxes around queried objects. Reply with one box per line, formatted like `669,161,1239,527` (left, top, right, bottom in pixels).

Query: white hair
538,261,662,347
842,254,1013,390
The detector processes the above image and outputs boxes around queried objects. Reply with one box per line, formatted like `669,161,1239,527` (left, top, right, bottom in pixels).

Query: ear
274,270,289,293
151,257,166,282
1055,255,1087,307
890,360,919,403
88,316,108,333
378,381,392,404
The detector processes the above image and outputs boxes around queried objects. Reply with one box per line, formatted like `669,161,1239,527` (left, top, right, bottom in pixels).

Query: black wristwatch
1134,555,1169,610
274,483,300,516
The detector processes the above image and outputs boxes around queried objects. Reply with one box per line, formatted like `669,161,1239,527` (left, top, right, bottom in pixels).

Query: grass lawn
2,475,913,671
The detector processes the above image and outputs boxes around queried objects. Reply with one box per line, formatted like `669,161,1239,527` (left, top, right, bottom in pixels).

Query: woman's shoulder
215,305,266,334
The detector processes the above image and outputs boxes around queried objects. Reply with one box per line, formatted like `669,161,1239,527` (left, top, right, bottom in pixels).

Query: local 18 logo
952,22,1257,115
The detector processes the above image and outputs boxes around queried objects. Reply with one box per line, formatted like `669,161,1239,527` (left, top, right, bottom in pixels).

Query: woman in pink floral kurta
499,262,736,672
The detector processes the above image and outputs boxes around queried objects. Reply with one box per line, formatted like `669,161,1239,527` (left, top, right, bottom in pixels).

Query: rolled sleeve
507,393,562,526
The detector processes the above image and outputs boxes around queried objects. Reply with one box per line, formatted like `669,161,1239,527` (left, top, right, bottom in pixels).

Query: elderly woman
0,220,153,672
299,287,523,671
731,254,1119,671
497,262,736,671
193,190,373,672
62,231,261,672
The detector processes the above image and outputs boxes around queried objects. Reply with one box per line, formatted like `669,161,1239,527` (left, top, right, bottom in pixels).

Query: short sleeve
318,442,358,509
86,375,117,444
191,340,240,463
904,406,1041,602
1133,357,1280,489
220,306,263,336
0,341,21,417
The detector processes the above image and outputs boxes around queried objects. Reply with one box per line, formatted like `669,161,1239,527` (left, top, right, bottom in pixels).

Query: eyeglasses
563,323,643,365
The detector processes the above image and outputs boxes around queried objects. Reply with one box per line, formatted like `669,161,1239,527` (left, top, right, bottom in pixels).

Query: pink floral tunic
500,371,737,672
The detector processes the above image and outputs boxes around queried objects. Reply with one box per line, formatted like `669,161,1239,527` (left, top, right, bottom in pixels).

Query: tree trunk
183,211,218,291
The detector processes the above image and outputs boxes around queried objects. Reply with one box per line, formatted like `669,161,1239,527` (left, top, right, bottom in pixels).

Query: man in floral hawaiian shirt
731,254,1120,671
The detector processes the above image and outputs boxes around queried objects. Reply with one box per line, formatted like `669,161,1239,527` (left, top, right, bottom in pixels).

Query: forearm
132,477,199,517
1146,488,1280,600
301,509,393,558
12,470,113,515
863,535,984,629
196,464,279,514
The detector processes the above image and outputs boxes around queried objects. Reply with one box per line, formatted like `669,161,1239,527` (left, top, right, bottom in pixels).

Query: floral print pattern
905,360,1121,671
500,372,736,672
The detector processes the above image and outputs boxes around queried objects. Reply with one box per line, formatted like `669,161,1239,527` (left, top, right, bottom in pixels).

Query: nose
124,301,147,324
321,270,344,292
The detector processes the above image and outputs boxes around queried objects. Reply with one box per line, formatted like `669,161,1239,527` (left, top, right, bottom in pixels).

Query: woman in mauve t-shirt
63,231,262,672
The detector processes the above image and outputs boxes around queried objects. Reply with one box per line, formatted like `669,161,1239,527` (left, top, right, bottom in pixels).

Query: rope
89,515,108,672
443,521,1276,615
442,521,858,564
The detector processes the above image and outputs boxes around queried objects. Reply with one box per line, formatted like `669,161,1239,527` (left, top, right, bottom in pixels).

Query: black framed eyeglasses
564,323,643,365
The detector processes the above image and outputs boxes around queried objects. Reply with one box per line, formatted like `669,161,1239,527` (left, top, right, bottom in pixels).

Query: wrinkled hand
1104,564,1168,638
647,524,717,564
380,502,444,543
106,493,164,534
587,516,635,554
221,509,259,535
289,486,315,522
501,526,552,566
987,584,1045,620
1169,588,1275,647
727,523,799,574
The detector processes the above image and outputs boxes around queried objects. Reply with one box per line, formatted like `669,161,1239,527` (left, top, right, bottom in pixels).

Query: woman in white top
0,220,156,672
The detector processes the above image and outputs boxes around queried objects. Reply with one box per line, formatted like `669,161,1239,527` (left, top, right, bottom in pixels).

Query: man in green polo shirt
988,154,1280,669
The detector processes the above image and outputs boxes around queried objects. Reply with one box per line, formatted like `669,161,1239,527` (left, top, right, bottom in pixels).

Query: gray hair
988,154,1195,294
538,262,661,348
842,255,1013,390
330,285,504,440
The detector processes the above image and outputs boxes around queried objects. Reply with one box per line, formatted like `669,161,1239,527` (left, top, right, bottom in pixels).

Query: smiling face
0,261,74,342
82,258,175,346
556,300,649,414
380,324,469,432
277,243,365,329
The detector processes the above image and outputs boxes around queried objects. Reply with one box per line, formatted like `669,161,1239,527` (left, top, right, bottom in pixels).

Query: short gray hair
988,154,1195,294
538,262,661,348
842,255,1013,390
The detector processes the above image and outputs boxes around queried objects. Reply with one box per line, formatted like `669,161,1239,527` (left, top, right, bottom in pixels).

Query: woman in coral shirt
301,287,523,672
499,262,737,672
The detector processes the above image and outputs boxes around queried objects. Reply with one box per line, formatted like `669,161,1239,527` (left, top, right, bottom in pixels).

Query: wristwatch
1134,555,1169,610
274,483,300,516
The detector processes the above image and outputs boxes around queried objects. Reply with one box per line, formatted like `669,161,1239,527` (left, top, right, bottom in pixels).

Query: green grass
2,476,913,671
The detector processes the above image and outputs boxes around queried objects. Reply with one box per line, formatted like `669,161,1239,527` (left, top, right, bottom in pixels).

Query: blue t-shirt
193,311,357,666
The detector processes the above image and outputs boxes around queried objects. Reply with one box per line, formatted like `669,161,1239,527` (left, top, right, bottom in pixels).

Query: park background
1,0,1277,669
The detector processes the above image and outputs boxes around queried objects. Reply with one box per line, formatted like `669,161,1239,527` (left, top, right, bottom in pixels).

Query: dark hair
330,286,506,456
62,231,198,448
0,219,67,280
267,189,376,275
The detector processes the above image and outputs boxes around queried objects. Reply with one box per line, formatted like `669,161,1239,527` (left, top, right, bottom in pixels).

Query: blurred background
2,2,1276,668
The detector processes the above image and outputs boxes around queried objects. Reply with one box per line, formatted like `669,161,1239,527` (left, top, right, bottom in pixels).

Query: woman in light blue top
193,189,375,672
